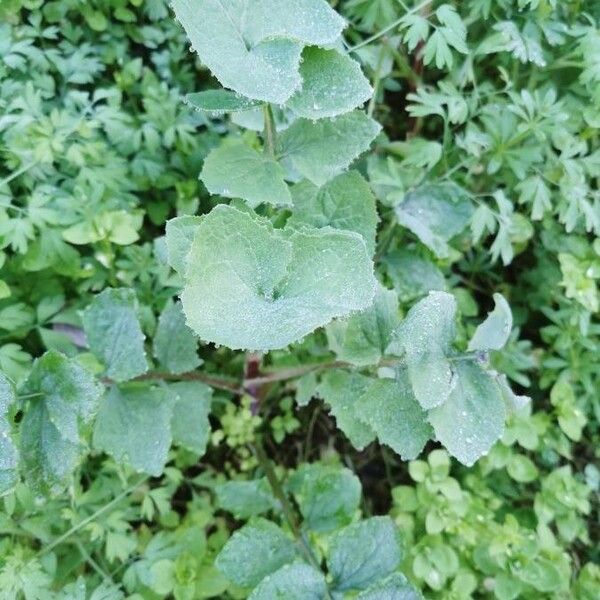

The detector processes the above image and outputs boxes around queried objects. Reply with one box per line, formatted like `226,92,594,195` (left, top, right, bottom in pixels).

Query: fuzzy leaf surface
248,564,328,600
169,381,212,455
468,293,513,351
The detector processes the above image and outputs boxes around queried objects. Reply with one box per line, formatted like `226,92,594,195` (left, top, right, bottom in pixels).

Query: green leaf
326,284,399,366
357,573,423,599
317,370,376,450
328,517,402,591
468,293,513,352
288,170,378,255
356,375,432,460
172,0,344,104
215,518,296,588
19,351,103,495
0,373,18,494
287,47,372,119
93,384,174,476
201,140,292,208
82,288,148,382
389,291,457,410
248,563,328,600
179,205,376,351
395,183,474,259
215,479,279,519
153,301,200,375
169,381,212,455
383,250,446,302
288,463,361,532
185,90,261,115
278,111,381,185
165,216,202,276
428,361,506,466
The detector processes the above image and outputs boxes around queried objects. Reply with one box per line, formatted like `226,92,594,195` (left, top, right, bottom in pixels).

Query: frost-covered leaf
395,183,474,258
153,301,200,374
215,518,296,588
201,140,292,208
356,375,432,460
383,250,446,302
329,517,401,592
172,0,344,104
248,563,327,600
19,351,103,494
389,291,457,410
327,284,399,366
215,479,278,519
93,384,174,476
468,293,513,352
165,216,202,276
288,463,361,532
180,205,376,351
428,361,506,466
288,170,378,255
279,111,381,185
317,370,376,450
0,373,18,494
82,288,148,382
357,573,422,600
169,381,211,455
185,90,261,114
287,47,372,119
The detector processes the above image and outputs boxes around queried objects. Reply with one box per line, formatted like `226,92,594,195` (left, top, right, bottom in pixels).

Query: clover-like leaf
249,563,328,600
468,293,513,351
179,205,376,351
185,90,261,115
0,373,18,494
201,140,292,208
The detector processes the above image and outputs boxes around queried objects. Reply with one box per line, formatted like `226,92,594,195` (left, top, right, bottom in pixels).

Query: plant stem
262,103,277,158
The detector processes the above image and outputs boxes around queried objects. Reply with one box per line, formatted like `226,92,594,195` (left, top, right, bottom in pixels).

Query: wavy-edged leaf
180,205,376,351
185,90,261,115
0,373,18,494
288,47,372,119
82,288,148,382
468,293,513,351
201,140,292,208
279,111,381,185
169,381,212,455
248,563,328,600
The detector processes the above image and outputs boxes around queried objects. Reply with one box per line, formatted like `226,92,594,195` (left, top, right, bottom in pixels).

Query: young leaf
356,375,432,460
179,205,376,351
248,563,328,600
201,140,292,208
215,518,296,588
19,351,103,495
215,479,279,519
468,293,513,352
287,47,372,119
288,170,378,255
428,361,506,466
357,573,423,599
288,463,361,532
165,216,202,276
328,517,402,591
153,301,201,375
388,291,457,410
0,373,18,494
93,384,174,476
278,111,381,185
317,370,376,450
326,284,399,366
82,288,148,382
185,90,261,115
395,183,474,259
169,381,212,455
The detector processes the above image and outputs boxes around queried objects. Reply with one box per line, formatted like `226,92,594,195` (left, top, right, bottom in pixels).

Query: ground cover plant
0,0,598,598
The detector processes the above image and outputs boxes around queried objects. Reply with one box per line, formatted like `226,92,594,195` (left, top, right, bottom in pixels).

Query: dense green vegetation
0,0,598,598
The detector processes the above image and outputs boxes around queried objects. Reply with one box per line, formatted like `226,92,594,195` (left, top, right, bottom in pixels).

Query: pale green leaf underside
357,376,432,460
153,301,201,374
326,284,399,366
82,288,148,382
172,0,344,104
180,205,376,351
215,518,296,588
169,381,212,455
288,47,372,119
0,373,18,494
249,563,327,600
279,111,381,185
468,293,513,351
389,291,457,410
185,90,261,114
288,170,378,255
328,517,401,591
165,216,202,276
428,361,506,466
93,384,174,476
357,574,423,600
201,140,292,208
